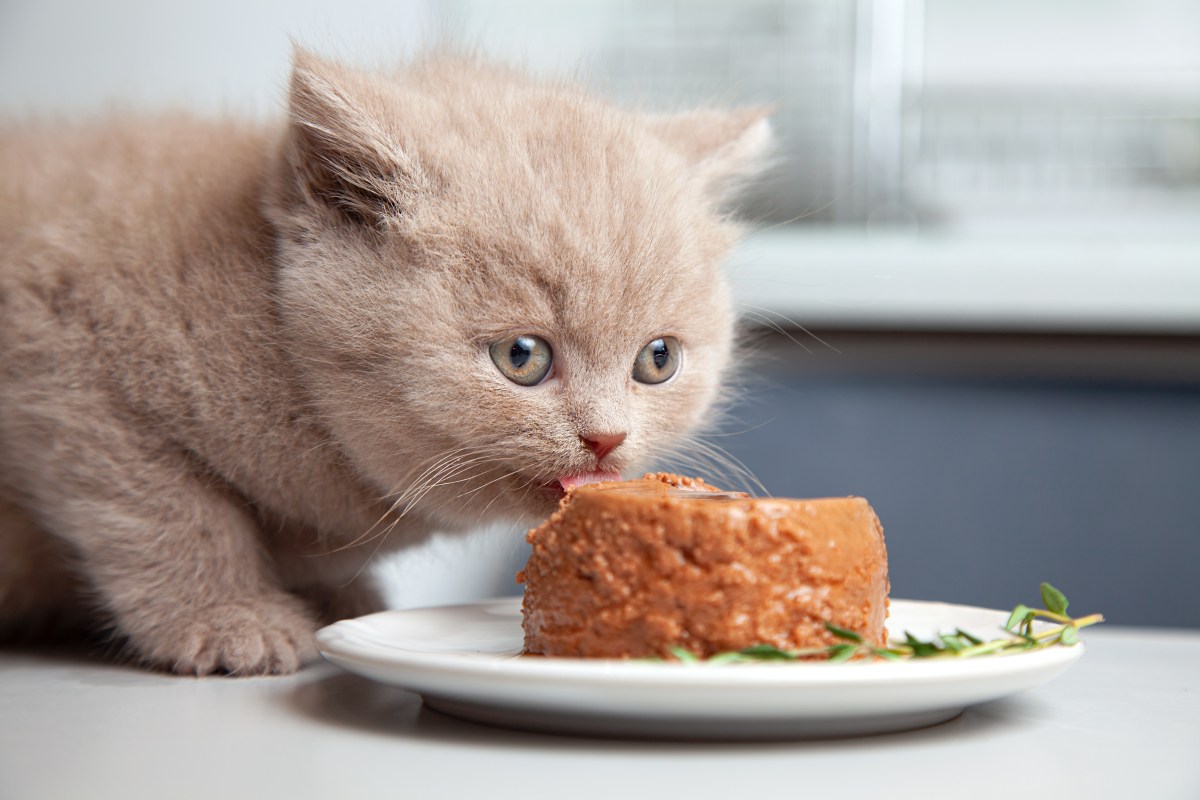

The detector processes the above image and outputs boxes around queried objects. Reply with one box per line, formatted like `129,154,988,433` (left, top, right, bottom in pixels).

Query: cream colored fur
0,50,770,675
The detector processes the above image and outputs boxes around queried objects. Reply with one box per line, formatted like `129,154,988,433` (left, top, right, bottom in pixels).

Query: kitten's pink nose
580,432,626,463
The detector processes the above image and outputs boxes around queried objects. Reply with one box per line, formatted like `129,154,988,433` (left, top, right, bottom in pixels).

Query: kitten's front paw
134,597,320,676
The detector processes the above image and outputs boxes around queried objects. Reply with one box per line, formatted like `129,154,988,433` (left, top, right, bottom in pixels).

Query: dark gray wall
692,332,1200,629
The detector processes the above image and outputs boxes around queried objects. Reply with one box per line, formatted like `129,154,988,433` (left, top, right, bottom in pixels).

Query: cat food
518,473,889,659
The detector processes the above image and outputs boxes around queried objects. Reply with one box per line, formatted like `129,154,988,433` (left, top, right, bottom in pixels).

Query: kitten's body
1,117,395,667
0,52,768,674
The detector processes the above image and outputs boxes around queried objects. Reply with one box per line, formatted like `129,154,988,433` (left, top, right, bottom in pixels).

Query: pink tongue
558,471,623,491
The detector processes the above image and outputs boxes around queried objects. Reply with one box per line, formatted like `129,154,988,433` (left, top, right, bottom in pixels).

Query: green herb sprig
666,583,1103,664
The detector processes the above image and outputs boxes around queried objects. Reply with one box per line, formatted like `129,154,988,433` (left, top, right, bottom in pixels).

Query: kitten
0,49,771,675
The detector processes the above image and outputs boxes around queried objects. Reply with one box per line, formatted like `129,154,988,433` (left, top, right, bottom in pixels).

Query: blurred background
3,0,1197,627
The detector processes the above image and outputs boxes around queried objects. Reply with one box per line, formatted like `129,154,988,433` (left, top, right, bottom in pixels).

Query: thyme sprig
666,583,1103,664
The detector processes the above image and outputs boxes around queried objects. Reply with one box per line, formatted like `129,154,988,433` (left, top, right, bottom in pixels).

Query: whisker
749,190,845,233
318,451,506,557
472,472,537,528
652,432,769,498
688,418,776,438
452,467,522,500
738,303,841,355
684,437,769,497
738,309,813,354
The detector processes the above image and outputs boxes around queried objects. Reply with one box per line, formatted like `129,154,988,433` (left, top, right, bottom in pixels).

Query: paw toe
137,599,318,676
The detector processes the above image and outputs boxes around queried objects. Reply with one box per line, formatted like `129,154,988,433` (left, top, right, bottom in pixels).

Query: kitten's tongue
558,471,623,491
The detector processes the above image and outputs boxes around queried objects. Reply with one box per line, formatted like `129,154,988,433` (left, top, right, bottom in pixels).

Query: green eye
490,335,553,386
632,336,681,384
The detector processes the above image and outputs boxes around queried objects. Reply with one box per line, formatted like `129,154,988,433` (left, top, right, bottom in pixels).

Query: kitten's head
266,49,771,528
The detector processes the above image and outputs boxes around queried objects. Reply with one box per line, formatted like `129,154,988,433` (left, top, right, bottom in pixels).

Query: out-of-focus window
461,0,1200,234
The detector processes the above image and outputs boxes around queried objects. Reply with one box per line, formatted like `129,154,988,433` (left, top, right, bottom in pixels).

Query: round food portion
518,473,890,659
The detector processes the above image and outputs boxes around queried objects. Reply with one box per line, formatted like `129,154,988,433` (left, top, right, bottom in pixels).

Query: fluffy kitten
0,49,770,675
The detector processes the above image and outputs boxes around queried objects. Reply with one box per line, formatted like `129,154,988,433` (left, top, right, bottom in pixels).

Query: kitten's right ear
286,48,424,229
649,106,774,202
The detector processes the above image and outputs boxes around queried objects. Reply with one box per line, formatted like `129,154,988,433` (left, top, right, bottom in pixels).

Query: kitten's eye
489,335,553,386
632,336,681,384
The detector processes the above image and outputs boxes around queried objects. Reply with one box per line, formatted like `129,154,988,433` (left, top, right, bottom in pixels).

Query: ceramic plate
316,597,1085,739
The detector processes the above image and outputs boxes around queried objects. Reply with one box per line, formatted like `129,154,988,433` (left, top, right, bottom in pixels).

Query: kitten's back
1,117,270,279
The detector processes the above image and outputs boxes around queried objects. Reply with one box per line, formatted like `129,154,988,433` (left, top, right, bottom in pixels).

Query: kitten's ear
649,107,774,200
286,48,424,229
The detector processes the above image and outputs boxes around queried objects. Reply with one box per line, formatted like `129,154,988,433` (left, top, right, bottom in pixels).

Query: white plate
316,597,1085,739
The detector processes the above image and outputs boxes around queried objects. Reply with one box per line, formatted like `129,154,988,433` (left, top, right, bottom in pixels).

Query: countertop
729,229,1200,333
2,626,1198,800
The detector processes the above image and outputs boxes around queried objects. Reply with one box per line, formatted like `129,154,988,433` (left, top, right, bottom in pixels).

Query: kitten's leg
37,455,320,675
269,536,388,624
300,576,386,624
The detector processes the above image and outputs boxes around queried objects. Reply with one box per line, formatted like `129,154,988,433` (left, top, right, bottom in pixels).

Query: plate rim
316,596,1086,687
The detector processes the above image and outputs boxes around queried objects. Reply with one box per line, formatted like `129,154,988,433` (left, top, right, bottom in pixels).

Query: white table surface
2,627,1198,800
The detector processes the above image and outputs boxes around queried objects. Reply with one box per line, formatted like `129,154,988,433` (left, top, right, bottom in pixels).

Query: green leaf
668,646,699,663
824,622,863,643
1041,583,1069,615
903,632,941,658
939,634,965,652
827,643,858,662
1006,604,1033,631
1008,625,1037,645
956,628,984,645
738,644,790,656
656,583,1099,667
737,644,798,661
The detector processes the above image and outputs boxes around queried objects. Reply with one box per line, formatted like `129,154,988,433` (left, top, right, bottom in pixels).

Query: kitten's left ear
648,107,774,200
286,48,426,229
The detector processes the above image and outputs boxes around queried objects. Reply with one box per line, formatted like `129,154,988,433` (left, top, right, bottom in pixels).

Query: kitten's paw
135,597,320,676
